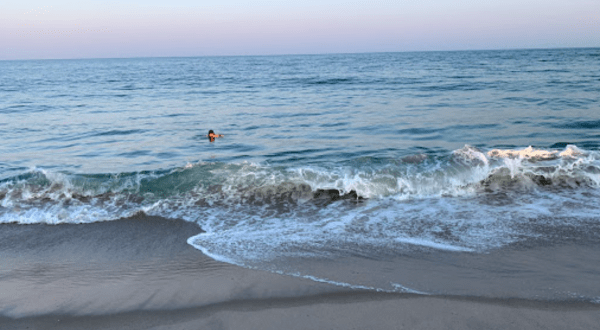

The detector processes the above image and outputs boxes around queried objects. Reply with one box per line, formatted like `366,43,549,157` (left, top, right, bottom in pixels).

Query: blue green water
2,49,599,173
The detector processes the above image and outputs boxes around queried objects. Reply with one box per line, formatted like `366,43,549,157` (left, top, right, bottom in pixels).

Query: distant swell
551,120,600,129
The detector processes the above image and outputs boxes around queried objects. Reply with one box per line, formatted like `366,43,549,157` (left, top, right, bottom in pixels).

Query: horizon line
1,46,598,62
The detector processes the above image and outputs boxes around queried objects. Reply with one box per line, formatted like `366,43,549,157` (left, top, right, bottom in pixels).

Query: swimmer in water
207,129,224,142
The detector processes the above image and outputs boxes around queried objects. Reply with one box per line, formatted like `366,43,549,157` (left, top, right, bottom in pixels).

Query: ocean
2,48,600,315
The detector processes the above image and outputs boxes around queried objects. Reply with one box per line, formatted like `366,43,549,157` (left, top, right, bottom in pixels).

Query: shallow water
1,48,600,303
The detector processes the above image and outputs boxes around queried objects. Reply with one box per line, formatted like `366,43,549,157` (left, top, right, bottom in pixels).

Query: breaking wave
1,144,599,224
3,144,600,297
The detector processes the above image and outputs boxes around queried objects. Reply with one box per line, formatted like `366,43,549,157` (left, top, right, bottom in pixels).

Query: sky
1,0,599,60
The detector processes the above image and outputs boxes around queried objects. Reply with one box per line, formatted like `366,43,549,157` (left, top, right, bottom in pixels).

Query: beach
5,294,600,330
1,214,599,330
2,49,600,328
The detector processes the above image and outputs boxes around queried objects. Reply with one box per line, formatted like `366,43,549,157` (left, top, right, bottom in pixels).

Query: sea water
1,48,600,302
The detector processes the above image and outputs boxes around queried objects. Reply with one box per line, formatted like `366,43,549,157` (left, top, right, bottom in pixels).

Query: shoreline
1,214,599,329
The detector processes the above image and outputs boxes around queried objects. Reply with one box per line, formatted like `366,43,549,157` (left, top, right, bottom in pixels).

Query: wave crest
1,145,599,225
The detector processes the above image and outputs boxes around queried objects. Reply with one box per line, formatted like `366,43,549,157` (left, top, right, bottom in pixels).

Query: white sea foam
180,146,600,293
187,234,430,294
487,146,558,160
390,283,429,295
558,145,586,158
394,237,474,252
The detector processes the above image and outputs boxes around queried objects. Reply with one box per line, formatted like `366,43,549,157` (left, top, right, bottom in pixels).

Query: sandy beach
1,215,599,330
3,293,600,330
3,295,600,330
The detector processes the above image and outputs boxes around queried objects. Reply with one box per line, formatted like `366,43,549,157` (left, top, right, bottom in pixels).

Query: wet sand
1,215,599,329
3,293,599,330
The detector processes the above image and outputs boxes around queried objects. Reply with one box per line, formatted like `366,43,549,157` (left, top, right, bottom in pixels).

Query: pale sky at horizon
1,0,599,60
